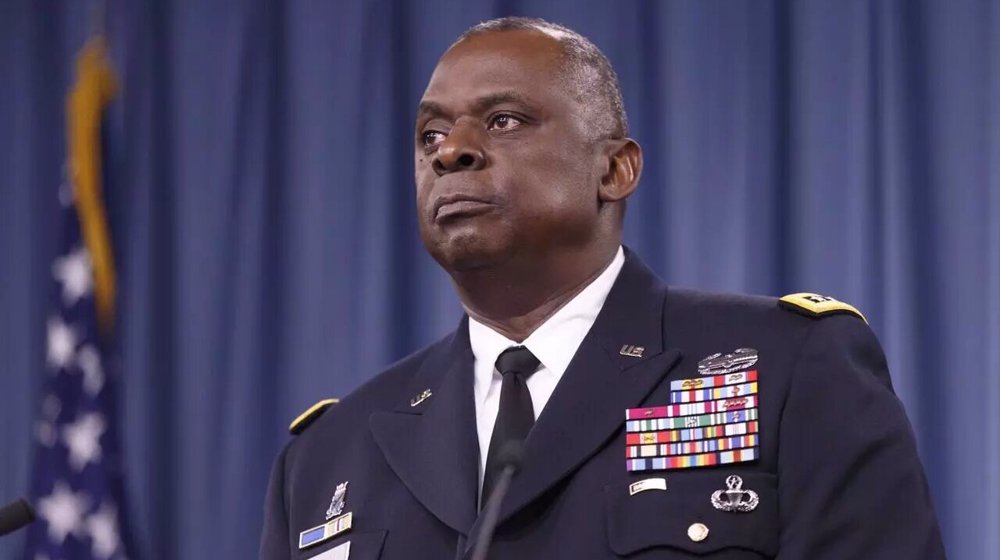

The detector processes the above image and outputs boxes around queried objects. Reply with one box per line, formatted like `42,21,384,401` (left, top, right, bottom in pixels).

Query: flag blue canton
22,183,131,560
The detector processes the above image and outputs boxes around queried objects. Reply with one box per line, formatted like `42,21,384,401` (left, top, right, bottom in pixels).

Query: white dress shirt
468,246,625,493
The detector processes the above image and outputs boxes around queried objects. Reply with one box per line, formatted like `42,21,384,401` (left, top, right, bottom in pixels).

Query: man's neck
451,246,620,342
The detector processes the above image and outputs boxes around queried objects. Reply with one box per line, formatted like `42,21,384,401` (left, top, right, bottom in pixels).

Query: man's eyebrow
469,91,535,114
416,100,449,121
416,91,536,121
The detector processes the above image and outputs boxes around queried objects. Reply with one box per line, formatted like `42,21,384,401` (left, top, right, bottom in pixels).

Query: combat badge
711,475,759,512
697,348,758,376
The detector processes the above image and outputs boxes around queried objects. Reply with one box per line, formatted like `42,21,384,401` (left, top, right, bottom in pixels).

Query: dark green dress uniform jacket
260,250,946,559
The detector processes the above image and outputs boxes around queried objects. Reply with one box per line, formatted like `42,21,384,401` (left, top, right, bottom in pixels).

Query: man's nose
432,121,486,176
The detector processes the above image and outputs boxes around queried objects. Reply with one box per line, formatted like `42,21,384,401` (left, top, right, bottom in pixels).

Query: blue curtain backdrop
1,1,998,558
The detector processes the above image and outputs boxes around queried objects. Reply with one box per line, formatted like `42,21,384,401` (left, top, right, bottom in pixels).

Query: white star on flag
62,413,106,471
36,481,88,544
52,246,93,305
47,316,78,370
77,345,106,395
85,502,123,559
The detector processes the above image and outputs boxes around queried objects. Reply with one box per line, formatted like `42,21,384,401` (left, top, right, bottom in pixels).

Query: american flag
22,38,132,560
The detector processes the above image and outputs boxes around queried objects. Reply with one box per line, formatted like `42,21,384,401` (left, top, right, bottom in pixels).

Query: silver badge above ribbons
697,348,758,376
326,481,349,520
710,475,759,513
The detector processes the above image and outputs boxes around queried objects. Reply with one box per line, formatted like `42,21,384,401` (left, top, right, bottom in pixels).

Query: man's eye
422,130,446,147
488,114,523,131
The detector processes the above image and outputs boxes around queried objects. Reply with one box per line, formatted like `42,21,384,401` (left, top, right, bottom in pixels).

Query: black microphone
469,441,525,560
0,498,35,537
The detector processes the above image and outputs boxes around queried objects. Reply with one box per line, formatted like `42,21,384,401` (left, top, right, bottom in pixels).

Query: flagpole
88,0,106,39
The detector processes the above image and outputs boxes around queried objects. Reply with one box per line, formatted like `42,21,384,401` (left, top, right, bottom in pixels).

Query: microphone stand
467,441,524,560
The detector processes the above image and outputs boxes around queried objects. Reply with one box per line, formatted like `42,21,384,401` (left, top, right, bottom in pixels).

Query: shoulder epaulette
778,293,867,324
289,398,339,435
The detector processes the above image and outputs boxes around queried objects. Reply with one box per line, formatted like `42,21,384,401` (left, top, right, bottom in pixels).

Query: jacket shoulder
667,287,867,325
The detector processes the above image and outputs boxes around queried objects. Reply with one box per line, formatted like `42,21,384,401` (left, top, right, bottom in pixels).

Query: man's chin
426,234,511,274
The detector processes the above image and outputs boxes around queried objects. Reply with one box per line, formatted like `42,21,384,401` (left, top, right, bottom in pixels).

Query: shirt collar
468,246,625,380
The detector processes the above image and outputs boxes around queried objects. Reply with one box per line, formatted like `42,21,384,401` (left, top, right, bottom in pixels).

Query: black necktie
482,346,541,503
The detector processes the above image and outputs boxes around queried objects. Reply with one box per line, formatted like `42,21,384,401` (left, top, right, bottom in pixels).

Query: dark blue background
1,1,997,558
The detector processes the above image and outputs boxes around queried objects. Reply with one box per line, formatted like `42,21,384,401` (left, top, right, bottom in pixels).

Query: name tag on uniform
306,540,350,560
629,477,667,495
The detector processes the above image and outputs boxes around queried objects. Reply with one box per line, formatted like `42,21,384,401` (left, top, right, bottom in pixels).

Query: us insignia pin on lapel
299,482,353,550
711,475,759,512
620,345,644,358
697,348,758,376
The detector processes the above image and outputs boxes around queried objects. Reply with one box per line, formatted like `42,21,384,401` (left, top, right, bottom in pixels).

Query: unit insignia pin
410,389,432,407
697,348,758,376
620,345,645,358
326,481,349,520
710,475,759,512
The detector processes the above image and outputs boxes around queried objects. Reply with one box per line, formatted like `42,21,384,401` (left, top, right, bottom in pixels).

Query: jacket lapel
369,321,480,535
496,252,682,524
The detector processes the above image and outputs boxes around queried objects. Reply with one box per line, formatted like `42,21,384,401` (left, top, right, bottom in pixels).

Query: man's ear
598,138,642,203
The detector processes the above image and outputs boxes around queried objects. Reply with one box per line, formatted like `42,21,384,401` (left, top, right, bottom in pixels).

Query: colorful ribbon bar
670,381,758,404
626,395,757,421
626,420,759,445
668,370,758,392
626,447,759,472
627,434,758,458
626,408,758,433
298,512,353,550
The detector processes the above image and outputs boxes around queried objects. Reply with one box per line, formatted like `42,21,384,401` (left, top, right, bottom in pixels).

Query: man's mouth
434,195,497,222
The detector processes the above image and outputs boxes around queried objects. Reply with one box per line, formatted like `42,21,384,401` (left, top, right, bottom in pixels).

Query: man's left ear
598,138,643,203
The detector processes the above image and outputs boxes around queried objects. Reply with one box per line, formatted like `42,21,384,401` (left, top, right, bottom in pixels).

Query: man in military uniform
260,17,945,559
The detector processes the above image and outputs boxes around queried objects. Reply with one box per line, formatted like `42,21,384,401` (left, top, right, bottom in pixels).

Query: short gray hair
454,17,629,139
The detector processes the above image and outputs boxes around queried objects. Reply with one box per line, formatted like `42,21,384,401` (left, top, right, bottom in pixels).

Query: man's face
414,30,605,272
